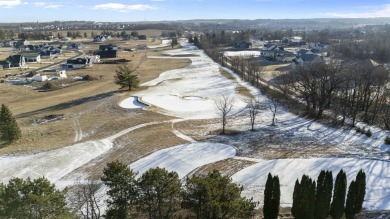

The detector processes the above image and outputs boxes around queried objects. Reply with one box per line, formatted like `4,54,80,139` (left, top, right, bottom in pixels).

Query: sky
1,0,390,22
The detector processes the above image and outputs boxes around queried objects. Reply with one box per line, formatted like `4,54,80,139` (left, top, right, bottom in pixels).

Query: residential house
40,51,57,59
292,54,324,68
138,35,147,40
281,37,306,46
4,55,26,68
97,44,117,58
0,41,11,47
67,43,84,49
66,58,91,69
296,49,314,57
22,53,41,63
308,43,328,51
13,40,29,50
275,51,296,62
93,35,111,43
234,41,252,49
261,44,278,59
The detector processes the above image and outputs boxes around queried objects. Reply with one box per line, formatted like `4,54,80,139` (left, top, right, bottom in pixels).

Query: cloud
0,0,22,8
325,4,390,18
93,3,157,12
31,1,62,8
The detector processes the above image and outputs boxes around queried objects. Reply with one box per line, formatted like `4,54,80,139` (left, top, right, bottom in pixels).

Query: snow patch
129,142,236,178
119,96,148,109
232,158,390,210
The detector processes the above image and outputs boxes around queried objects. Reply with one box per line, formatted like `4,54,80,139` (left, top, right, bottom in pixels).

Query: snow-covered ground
133,44,248,119
119,96,148,109
0,40,389,213
130,142,236,178
232,157,390,210
0,121,165,189
147,39,172,49
224,51,261,57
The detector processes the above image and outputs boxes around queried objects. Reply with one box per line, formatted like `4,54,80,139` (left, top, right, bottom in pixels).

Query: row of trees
0,29,16,40
0,104,21,143
192,33,390,129
291,169,366,219
100,161,256,219
288,61,390,127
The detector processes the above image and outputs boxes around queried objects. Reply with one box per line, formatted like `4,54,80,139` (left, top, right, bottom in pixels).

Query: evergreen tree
330,170,347,219
137,167,181,219
188,36,194,44
292,179,302,219
263,173,280,219
83,32,88,38
114,65,140,91
183,169,255,219
101,161,138,219
345,170,366,219
0,104,21,143
315,170,333,219
292,175,316,219
0,177,71,218
193,36,200,47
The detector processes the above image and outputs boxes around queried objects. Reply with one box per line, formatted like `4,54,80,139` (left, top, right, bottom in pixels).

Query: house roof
99,44,117,51
6,55,23,64
300,54,320,62
21,53,40,58
67,58,89,65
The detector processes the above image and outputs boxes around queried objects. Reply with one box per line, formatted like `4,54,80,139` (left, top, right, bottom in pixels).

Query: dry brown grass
192,158,256,177
0,39,191,155
219,68,253,98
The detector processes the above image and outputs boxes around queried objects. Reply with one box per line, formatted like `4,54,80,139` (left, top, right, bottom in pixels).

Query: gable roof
67,58,89,65
21,53,40,58
6,55,23,64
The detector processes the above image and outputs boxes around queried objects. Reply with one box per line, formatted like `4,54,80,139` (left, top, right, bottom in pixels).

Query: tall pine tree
0,104,21,143
330,169,347,219
345,169,366,219
101,161,138,219
315,170,333,219
292,175,316,219
263,173,280,219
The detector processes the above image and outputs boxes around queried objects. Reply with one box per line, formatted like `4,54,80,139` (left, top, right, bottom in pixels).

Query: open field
0,37,191,154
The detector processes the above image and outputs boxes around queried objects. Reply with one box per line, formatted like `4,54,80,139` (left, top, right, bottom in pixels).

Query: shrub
42,82,59,90
364,129,372,137
355,127,361,133
385,136,390,145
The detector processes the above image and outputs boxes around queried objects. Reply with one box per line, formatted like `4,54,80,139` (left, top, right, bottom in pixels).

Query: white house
22,53,41,63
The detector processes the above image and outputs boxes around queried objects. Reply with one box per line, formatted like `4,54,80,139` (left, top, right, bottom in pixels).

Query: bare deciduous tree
268,97,280,126
246,97,261,131
216,94,235,134
70,180,103,219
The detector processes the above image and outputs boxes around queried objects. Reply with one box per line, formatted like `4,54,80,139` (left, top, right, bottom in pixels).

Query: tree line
100,161,256,219
0,159,367,219
191,31,390,131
